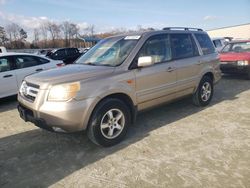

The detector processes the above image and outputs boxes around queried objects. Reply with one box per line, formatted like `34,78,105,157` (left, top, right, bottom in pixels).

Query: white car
0,53,64,98
212,37,233,52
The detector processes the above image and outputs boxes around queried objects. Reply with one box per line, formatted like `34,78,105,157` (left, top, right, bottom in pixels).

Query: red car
220,40,250,79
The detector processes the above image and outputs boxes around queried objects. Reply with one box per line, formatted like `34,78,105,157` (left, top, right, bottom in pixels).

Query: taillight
56,63,65,67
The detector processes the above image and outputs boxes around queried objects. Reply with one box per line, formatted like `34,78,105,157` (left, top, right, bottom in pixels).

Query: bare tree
61,21,70,47
33,28,40,46
5,23,20,48
0,26,8,45
39,24,48,48
69,23,79,47
46,21,61,47
85,24,95,36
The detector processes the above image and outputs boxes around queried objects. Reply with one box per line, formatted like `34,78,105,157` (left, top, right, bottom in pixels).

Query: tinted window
36,57,50,64
15,56,43,69
53,49,66,58
213,40,222,48
170,34,199,60
0,57,11,72
195,34,215,55
67,48,78,55
137,34,171,63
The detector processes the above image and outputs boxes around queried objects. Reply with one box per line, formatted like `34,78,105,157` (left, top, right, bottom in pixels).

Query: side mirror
138,56,154,67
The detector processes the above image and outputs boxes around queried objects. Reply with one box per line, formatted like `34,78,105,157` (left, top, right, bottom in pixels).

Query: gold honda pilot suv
18,27,221,146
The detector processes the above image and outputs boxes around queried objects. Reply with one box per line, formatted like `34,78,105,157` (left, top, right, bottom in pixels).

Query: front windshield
222,42,250,53
75,36,139,67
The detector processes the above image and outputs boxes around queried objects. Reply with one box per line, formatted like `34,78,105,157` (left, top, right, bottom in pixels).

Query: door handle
36,68,43,72
166,67,175,72
3,74,13,78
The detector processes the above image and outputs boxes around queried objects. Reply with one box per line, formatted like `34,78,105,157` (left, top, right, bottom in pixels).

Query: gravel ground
0,75,250,188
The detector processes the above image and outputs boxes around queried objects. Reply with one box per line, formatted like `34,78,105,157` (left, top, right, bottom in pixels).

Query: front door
133,34,177,108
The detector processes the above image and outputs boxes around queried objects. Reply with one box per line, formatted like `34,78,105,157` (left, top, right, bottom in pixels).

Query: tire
192,76,214,107
87,98,131,147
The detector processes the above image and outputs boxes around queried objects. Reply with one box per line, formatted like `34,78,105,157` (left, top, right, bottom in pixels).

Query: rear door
13,55,51,87
194,33,217,75
0,56,18,97
170,33,200,92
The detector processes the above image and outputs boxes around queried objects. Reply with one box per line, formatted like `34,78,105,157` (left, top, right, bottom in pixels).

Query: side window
137,34,171,64
67,48,76,56
213,40,222,48
35,57,50,64
54,49,65,58
195,34,215,55
15,56,42,69
170,34,199,60
0,57,11,72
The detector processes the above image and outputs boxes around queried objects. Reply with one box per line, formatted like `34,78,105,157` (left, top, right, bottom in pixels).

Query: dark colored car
46,48,82,64
220,40,250,79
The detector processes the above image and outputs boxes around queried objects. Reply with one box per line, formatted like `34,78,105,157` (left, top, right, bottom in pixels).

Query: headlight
237,60,249,66
48,82,80,101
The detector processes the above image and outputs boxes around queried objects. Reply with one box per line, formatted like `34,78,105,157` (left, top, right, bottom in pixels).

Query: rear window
195,34,215,55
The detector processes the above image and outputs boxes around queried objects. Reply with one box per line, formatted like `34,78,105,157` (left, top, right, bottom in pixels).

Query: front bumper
18,104,54,132
220,62,250,74
18,94,96,132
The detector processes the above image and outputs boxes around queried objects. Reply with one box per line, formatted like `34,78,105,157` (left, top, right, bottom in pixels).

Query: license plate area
18,105,28,121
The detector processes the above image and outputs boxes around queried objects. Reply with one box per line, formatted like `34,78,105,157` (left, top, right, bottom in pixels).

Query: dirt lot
0,75,250,188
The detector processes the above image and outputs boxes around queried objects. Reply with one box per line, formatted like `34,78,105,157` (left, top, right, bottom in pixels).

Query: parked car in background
219,40,250,79
34,49,52,56
0,53,64,98
46,48,82,64
79,47,90,54
0,46,7,53
212,37,233,52
18,27,221,146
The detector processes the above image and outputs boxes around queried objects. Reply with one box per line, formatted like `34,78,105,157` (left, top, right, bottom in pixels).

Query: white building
207,23,250,39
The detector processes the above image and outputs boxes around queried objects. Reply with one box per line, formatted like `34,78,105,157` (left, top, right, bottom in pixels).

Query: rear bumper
220,63,250,74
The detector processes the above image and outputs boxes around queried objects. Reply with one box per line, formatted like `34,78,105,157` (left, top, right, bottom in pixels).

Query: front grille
20,81,40,102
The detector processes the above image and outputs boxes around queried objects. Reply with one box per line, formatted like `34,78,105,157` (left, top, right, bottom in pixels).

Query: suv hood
25,64,115,89
220,52,250,61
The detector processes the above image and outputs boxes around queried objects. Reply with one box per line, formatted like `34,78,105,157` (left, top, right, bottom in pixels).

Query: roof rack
162,27,203,31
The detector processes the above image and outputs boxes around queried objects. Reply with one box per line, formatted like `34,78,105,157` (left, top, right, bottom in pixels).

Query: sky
0,0,249,39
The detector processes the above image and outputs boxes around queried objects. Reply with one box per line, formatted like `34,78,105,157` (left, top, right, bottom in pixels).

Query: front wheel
87,98,131,147
192,76,214,107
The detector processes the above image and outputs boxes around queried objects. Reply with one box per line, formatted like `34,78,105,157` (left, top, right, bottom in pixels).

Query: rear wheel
87,98,131,147
192,76,214,106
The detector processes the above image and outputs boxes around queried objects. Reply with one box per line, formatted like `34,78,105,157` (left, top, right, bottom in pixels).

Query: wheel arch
86,92,137,130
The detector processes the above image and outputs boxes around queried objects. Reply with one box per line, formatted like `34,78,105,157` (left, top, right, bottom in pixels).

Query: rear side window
35,57,50,64
195,34,215,55
137,34,171,63
170,34,199,60
15,56,45,69
213,40,222,48
54,49,66,58
0,57,11,72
